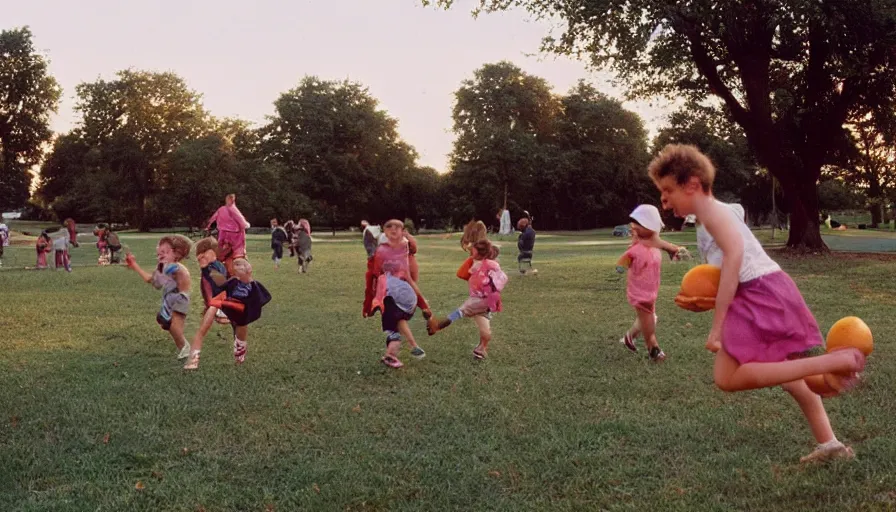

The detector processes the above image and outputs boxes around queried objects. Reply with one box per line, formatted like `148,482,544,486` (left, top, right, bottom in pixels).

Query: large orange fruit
675,264,721,312
825,316,873,356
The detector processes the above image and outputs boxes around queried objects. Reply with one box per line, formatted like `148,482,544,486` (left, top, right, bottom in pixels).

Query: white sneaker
177,343,191,360
800,440,855,463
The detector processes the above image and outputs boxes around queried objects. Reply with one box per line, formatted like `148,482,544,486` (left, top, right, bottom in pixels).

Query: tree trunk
780,178,827,250
867,180,882,228
870,203,882,228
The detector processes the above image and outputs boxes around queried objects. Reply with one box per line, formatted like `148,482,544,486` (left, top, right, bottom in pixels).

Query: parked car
612,224,631,237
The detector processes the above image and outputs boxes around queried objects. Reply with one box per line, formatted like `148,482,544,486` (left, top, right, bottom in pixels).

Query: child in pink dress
615,204,680,362
650,143,866,463
427,239,507,360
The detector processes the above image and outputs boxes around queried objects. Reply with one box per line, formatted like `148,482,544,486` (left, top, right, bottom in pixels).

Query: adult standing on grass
517,217,536,274
205,193,250,275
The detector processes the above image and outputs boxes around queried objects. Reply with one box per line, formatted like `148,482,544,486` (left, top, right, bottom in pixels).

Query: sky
8,0,674,172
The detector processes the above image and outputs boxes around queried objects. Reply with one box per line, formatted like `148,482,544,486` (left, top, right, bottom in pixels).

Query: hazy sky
9,0,673,171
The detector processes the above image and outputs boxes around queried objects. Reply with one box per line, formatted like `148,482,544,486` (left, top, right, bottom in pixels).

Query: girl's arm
645,233,681,259
204,208,220,231
230,205,249,229
126,254,154,284
701,203,744,347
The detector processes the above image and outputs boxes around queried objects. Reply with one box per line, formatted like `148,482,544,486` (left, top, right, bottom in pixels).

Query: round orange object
804,374,838,397
825,316,873,356
675,264,721,312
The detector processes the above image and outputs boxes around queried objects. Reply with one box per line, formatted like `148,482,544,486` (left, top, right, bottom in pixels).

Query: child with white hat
615,204,682,361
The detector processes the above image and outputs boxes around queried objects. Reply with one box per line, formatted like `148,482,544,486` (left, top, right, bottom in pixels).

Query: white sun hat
629,204,664,233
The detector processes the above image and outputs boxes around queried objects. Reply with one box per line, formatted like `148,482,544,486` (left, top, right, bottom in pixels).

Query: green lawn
1,232,894,511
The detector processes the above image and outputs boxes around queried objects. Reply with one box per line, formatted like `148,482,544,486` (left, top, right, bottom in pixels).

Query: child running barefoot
126,235,194,360
362,218,432,368
183,237,230,370
650,144,866,463
427,239,507,360
615,205,679,362
210,258,271,365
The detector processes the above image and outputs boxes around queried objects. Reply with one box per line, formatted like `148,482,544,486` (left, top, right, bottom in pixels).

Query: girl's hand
705,328,722,353
125,253,137,270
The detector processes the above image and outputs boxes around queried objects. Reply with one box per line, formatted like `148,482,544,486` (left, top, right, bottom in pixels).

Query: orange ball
804,374,838,397
680,264,721,298
825,316,873,356
675,264,721,312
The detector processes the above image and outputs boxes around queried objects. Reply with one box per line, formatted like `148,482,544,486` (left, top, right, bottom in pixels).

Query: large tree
75,70,210,229
0,27,61,211
261,77,422,230
449,61,559,223
551,81,653,229
428,0,896,249
836,111,896,227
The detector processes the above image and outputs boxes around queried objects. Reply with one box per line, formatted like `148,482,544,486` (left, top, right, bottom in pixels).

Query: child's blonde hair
383,219,404,229
648,144,716,193
194,237,218,256
159,234,193,261
461,220,488,251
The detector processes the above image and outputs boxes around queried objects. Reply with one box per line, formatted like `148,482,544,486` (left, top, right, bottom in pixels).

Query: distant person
270,218,288,270
517,217,536,274
361,220,382,260
35,231,51,269
295,219,313,273
0,221,8,267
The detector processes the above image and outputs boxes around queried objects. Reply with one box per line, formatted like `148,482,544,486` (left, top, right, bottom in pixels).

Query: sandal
381,355,404,368
473,348,486,360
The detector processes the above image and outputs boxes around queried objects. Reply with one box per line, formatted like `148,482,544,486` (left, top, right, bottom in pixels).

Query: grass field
1,230,894,511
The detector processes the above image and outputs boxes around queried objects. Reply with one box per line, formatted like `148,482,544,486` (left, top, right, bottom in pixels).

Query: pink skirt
722,271,822,364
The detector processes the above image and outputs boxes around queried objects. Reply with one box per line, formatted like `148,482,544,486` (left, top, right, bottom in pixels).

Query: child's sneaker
381,355,403,368
183,351,200,370
619,332,637,352
233,339,247,364
648,346,666,362
410,347,426,359
177,343,191,360
800,440,855,463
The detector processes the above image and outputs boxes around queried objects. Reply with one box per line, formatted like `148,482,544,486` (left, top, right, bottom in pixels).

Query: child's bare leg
627,317,642,340
397,319,417,350
636,308,658,350
169,313,188,350
781,380,836,444
191,307,218,353
473,315,491,356
713,347,865,392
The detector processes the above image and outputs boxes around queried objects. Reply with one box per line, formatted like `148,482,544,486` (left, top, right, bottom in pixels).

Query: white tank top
697,201,780,283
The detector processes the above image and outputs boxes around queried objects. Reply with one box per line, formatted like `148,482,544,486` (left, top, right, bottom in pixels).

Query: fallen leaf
102,433,110,444
685,322,693,328
265,505,275,512
488,470,501,478
312,483,321,494
135,481,145,491
351,404,361,413
113,362,119,367
151,471,163,480
181,447,190,456
10,416,19,428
